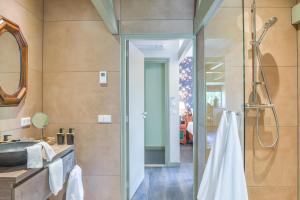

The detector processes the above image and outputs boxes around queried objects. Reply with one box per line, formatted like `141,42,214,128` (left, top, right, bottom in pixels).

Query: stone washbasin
0,141,38,167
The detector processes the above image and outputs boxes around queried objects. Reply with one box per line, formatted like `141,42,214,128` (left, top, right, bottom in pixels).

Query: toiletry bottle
67,128,75,145
57,128,65,145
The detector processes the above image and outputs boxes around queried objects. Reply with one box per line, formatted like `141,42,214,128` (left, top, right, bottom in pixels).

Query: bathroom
0,0,299,199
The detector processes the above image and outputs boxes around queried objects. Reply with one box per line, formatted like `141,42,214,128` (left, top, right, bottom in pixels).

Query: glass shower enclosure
199,0,299,199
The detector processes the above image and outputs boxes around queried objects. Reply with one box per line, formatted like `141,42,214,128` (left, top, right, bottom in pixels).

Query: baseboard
166,162,180,167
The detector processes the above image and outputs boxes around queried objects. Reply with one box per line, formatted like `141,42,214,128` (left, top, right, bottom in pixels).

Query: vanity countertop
0,144,74,184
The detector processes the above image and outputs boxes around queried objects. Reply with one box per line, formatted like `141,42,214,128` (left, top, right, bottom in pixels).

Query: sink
0,141,38,167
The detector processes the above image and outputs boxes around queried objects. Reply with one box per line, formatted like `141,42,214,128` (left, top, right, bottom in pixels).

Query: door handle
141,112,148,118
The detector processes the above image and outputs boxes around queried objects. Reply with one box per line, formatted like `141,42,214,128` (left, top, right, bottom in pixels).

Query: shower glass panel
243,0,298,199
204,0,245,160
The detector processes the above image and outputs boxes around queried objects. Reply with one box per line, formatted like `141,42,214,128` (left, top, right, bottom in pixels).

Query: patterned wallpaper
179,57,193,114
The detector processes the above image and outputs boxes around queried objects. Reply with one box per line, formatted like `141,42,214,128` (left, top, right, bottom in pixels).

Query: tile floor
132,144,194,200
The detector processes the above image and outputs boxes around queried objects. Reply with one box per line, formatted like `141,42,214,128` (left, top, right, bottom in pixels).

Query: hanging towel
197,111,228,200
197,111,248,200
49,158,64,196
66,165,84,200
26,143,43,169
214,112,248,200
40,141,56,162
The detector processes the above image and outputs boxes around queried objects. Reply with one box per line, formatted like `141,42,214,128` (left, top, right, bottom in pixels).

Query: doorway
144,60,168,166
121,36,197,200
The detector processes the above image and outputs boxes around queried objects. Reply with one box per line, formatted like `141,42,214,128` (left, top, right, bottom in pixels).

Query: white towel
26,144,43,169
197,111,228,200
49,158,64,196
214,112,248,200
197,111,248,200
66,165,84,200
40,141,56,162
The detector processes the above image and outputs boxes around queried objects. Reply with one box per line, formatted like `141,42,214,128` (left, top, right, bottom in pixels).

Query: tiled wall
43,0,195,199
0,0,43,139
120,0,194,34
43,0,121,199
244,0,298,199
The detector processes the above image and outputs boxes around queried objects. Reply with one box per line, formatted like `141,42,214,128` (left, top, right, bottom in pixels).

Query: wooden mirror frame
0,16,28,106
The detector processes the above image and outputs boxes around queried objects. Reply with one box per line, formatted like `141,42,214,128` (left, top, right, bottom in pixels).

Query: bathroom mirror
0,16,28,106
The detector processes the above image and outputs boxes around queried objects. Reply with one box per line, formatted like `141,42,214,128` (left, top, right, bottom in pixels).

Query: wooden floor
131,144,193,200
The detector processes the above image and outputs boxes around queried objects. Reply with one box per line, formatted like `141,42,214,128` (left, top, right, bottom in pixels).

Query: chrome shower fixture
245,1,280,148
264,17,278,29
257,17,278,45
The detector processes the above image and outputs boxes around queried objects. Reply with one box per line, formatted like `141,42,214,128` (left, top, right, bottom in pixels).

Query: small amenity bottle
67,128,75,145
57,128,65,145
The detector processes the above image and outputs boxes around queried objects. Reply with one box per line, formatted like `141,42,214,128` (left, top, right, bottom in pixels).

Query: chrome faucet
3,134,12,142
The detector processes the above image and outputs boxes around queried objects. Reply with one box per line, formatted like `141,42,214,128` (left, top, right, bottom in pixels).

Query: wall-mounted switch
21,117,31,127
98,115,112,124
99,71,108,86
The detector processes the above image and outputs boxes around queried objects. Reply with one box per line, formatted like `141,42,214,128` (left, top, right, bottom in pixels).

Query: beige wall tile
44,0,101,21
43,0,122,198
43,21,120,72
244,7,297,67
83,175,121,200
43,71,120,124
242,1,298,199
76,124,120,176
245,67,297,127
120,20,193,34
248,186,297,200
45,124,120,176
15,0,44,20
0,127,40,141
244,0,296,8
245,126,297,187
121,0,194,20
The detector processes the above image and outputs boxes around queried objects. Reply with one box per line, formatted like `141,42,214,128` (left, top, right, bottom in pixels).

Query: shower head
264,17,278,29
257,16,277,45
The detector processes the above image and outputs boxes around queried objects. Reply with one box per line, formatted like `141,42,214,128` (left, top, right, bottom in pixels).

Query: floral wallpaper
179,57,193,114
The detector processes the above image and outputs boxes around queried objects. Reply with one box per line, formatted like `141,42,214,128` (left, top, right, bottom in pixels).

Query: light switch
98,115,112,124
99,71,108,86
21,117,31,127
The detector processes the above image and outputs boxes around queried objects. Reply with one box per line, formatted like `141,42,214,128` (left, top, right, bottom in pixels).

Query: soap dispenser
57,128,65,145
66,128,75,145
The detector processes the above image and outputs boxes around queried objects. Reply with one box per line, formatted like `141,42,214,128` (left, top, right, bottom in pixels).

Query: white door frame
120,34,200,200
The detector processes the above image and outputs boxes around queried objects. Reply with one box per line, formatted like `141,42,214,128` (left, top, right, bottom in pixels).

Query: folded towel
66,165,84,200
40,141,56,162
26,144,43,169
49,158,64,196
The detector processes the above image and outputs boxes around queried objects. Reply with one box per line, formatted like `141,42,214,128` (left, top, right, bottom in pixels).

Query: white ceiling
132,40,180,54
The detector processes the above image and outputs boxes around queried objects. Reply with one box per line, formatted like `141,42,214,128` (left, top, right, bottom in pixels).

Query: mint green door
144,61,166,164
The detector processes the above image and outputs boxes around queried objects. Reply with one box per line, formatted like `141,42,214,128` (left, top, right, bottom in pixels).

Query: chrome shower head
257,17,277,45
264,17,278,29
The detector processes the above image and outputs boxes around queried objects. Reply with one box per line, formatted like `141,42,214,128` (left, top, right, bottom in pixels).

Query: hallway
132,145,193,200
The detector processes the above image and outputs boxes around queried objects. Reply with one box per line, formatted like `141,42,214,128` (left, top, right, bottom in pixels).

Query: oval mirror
0,16,28,106
0,31,21,94
32,112,49,129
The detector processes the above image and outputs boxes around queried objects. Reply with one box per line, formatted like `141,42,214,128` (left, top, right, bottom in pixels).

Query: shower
245,0,280,148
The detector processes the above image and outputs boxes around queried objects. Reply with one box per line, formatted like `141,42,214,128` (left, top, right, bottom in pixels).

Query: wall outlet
20,117,31,127
98,115,112,124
